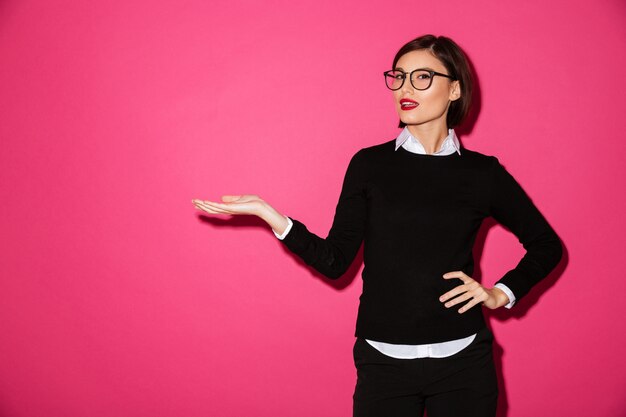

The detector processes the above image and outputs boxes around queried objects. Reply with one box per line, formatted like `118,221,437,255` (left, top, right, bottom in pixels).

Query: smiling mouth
400,102,419,110
400,98,419,110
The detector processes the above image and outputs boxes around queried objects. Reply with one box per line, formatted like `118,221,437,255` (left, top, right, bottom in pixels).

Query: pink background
1,0,625,416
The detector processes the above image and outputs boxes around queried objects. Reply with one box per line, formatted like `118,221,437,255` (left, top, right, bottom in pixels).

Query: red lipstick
400,98,419,111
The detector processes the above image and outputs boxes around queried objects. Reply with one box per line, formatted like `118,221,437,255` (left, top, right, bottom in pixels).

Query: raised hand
192,195,290,236
192,195,267,217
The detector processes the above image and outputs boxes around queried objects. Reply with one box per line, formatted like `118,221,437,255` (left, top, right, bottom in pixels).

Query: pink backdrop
1,0,625,416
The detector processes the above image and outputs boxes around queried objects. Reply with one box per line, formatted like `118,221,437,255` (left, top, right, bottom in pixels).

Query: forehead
395,50,446,72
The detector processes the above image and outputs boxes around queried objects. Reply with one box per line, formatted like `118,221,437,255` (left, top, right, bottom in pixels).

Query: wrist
259,202,289,235
491,287,510,308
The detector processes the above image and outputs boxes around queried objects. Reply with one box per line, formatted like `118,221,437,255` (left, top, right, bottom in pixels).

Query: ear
449,80,461,102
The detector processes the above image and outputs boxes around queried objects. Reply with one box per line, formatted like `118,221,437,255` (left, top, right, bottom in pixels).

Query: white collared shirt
395,126,462,156
273,127,516,358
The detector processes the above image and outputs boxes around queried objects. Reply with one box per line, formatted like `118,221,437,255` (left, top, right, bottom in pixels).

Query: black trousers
352,325,498,417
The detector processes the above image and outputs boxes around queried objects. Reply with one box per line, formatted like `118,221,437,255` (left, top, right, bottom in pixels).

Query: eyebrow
395,66,437,72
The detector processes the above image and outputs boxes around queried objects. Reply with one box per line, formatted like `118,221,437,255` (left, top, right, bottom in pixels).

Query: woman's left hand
439,271,510,313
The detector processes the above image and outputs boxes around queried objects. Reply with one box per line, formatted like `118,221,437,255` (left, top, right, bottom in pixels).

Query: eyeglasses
383,69,457,91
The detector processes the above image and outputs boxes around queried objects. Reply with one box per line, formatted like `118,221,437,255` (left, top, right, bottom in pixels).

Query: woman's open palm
192,195,266,217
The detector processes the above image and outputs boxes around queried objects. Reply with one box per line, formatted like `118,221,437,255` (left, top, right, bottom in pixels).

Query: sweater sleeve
488,157,563,302
277,149,368,279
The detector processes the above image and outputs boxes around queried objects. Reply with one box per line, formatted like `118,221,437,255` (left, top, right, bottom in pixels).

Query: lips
400,98,419,110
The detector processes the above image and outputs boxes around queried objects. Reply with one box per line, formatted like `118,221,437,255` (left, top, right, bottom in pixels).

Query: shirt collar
394,127,462,156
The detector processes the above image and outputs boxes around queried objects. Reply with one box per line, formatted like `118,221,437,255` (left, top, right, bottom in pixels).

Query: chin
399,117,422,126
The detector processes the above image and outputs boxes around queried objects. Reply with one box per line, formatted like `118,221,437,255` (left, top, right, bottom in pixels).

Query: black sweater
277,140,563,344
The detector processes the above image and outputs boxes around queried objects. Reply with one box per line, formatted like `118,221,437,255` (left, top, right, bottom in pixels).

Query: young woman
192,34,563,417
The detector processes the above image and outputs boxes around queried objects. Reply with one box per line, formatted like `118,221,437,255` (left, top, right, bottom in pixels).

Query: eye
388,71,404,79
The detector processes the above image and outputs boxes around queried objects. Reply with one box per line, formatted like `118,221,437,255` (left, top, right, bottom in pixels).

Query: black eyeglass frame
383,68,457,91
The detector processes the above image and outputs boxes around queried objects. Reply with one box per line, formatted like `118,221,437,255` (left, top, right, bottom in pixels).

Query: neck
406,123,449,155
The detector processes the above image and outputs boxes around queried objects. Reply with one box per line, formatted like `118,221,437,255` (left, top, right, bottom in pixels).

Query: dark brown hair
392,34,473,129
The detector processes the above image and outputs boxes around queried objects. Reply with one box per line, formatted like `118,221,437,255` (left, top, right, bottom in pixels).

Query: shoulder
344,138,396,166
460,147,498,163
356,138,396,156
459,147,503,172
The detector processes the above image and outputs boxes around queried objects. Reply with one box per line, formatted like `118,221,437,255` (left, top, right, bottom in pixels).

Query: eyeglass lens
385,70,433,90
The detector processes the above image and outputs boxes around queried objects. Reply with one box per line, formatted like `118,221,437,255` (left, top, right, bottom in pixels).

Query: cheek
418,89,452,112
420,87,447,102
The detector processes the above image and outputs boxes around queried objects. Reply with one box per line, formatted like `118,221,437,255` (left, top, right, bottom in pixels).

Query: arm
192,148,366,281
488,157,563,302
441,159,560,313
261,150,368,279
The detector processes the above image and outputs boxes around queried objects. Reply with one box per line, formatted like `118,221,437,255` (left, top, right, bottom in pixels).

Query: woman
192,34,562,417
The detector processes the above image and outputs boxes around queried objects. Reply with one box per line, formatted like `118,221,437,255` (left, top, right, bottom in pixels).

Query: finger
202,201,235,214
192,199,212,207
440,278,484,303
193,199,216,206
224,195,259,204
193,200,215,208
221,195,242,202
442,271,471,284
193,200,217,210
195,201,231,214
439,286,467,303
442,291,473,308
194,203,220,214
459,289,491,313
457,297,483,314
440,280,475,302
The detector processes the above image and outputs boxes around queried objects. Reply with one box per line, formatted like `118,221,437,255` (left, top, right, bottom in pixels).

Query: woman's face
392,49,460,129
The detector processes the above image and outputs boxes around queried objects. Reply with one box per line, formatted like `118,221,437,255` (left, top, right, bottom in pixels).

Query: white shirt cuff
272,215,293,240
494,283,516,309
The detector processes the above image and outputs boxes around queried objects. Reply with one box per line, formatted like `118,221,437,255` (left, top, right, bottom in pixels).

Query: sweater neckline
397,143,462,159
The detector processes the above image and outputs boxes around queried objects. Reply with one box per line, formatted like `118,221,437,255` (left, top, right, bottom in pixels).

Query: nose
400,74,414,94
